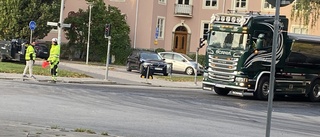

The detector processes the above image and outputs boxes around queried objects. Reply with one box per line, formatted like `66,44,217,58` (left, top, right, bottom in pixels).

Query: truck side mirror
256,34,265,50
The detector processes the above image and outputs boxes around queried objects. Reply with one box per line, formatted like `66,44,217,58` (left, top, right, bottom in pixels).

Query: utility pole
57,0,65,46
265,0,294,137
86,2,93,65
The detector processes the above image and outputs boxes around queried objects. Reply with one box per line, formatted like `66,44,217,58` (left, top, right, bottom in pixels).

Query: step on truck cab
202,11,320,102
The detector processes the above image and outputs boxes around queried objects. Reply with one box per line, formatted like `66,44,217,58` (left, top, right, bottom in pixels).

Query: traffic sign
155,27,159,39
29,21,36,30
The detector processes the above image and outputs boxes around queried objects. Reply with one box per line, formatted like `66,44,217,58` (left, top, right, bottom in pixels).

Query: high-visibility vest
48,44,60,62
25,45,36,61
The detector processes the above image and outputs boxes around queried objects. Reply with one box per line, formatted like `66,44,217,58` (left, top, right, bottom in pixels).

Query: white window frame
159,0,167,5
262,0,275,11
201,21,210,40
202,0,218,9
157,16,165,39
291,25,308,34
234,0,248,10
176,0,193,5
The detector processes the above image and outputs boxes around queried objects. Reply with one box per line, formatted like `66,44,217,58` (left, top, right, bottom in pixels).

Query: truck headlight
235,77,248,82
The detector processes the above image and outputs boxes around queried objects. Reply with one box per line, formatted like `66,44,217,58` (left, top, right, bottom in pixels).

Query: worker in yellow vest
47,38,60,82
22,41,36,79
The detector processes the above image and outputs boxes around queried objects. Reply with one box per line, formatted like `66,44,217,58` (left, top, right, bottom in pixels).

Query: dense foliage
63,0,131,65
291,0,320,27
0,0,60,40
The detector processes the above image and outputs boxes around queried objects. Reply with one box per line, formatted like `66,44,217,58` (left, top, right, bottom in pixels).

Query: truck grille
208,55,237,82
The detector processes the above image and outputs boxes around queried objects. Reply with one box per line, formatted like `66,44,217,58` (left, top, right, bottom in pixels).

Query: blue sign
155,27,159,39
29,21,36,30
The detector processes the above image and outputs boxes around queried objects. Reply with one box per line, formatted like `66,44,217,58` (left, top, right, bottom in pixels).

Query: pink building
43,0,319,54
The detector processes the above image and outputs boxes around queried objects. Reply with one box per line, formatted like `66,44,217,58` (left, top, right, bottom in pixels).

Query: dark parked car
34,43,49,59
126,50,168,76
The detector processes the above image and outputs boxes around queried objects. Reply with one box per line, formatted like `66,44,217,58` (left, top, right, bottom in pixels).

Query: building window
263,0,274,10
157,17,165,39
292,26,308,34
110,0,125,2
204,0,217,7
159,0,166,4
178,0,190,5
202,22,210,40
235,0,247,9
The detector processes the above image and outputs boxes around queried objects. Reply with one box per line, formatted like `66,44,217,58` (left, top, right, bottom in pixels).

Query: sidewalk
0,61,202,89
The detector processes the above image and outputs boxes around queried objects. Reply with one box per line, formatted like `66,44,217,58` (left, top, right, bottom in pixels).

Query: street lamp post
86,2,93,65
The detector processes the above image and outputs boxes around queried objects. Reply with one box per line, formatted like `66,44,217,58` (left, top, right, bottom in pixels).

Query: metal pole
30,30,33,43
57,0,65,46
266,0,281,137
194,48,199,85
105,37,111,80
133,0,139,49
86,3,92,65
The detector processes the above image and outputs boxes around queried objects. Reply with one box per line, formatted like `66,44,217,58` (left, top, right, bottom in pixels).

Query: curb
0,77,202,89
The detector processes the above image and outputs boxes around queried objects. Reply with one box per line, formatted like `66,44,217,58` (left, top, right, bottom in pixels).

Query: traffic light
105,24,111,38
199,38,206,49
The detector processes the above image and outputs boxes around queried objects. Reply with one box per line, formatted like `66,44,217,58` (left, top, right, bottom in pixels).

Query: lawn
154,75,203,82
0,62,91,78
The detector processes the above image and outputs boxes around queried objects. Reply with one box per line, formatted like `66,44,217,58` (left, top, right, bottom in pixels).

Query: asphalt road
1,79,320,137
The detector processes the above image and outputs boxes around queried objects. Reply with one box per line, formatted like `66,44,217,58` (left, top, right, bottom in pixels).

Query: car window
173,54,184,62
162,53,173,59
141,53,162,60
181,54,193,61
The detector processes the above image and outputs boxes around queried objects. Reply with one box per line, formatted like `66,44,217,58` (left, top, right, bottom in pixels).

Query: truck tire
126,62,132,71
254,76,269,100
308,79,320,102
214,87,230,95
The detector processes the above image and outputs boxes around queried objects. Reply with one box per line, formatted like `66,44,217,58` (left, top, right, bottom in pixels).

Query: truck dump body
287,33,320,68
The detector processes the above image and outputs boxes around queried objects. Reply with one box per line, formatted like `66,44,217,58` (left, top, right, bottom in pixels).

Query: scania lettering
202,12,320,102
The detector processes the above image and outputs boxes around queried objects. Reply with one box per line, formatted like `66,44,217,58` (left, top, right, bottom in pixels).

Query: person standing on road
47,38,60,82
22,41,36,79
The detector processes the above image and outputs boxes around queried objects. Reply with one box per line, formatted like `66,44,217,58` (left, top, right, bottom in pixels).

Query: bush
187,54,205,66
155,48,165,53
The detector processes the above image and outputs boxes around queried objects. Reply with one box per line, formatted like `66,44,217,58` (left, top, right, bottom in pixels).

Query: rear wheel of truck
214,87,230,95
254,76,269,100
308,79,320,102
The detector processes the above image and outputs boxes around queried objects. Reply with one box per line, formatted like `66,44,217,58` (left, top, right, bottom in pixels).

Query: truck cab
202,12,320,102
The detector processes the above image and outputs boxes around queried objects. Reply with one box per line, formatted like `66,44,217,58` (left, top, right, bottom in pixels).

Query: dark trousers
50,61,59,76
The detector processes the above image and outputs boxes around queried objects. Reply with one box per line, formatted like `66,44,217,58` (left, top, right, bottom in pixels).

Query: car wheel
0,55,3,62
126,62,132,72
185,67,194,75
139,64,144,74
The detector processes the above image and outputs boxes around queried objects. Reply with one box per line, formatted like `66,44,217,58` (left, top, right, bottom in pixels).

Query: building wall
280,2,320,35
45,0,314,55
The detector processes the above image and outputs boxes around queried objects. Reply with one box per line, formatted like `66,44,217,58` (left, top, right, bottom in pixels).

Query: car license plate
155,68,162,70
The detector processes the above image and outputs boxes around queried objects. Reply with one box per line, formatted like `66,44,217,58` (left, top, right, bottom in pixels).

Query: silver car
158,52,203,75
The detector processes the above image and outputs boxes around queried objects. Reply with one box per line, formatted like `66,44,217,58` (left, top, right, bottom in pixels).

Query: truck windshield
208,31,247,50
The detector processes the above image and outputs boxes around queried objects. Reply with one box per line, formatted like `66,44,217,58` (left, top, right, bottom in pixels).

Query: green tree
64,0,131,64
291,0,320,27
0,0,60,40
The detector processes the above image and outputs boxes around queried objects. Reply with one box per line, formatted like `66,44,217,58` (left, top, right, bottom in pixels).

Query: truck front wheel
308,79,320,102
214,87,230,95
254,76,270,100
